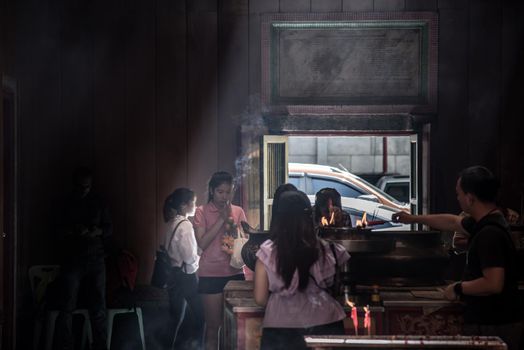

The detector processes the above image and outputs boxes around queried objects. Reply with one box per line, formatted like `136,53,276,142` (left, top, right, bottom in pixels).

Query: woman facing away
193,171,247,350
254,190,350,350
163,188,204,349
269,183,298,229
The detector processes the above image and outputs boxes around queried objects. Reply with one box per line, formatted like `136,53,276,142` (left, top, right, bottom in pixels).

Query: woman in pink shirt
193,171,247,350
254,190,350,350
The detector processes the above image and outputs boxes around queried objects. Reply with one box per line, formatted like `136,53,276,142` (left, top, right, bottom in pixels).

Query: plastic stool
29,265,92,350
45,309,92,350
106,307,145,350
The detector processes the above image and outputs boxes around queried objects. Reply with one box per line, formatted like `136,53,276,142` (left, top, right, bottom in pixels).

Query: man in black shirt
393,166,523,350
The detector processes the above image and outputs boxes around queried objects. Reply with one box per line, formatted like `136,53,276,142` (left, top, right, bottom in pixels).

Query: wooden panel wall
187,1,219,203
499,2,524,213
431,0,469,213
155,0,188,267
5,3,524,346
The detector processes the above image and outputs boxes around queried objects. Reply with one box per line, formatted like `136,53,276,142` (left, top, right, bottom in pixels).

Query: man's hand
220,203,232,221
444,283,459,301
392,211,414,224
221,235,234,255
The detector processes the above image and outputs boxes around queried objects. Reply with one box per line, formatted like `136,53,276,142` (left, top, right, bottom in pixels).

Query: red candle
364,305,371,336
351,306,358,335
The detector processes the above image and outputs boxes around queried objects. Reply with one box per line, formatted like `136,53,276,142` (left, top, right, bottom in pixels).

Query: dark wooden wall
2,1,523,345
5,0,249,290
434,0,524,216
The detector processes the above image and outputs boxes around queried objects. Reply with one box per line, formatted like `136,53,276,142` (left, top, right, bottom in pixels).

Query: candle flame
320,211,335,226
356,211,368,228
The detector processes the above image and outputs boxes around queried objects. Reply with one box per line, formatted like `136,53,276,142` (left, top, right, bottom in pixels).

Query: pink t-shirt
193,202,247,277
256,239,350,328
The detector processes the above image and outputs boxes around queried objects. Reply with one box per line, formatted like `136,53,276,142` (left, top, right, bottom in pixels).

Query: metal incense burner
318,226,450,302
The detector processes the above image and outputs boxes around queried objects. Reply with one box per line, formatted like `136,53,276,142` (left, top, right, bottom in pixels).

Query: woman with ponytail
163,188,204,349
254,190,350,350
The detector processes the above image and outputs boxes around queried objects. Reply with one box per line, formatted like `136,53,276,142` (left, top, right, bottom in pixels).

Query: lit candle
364,305,371,336
346,299,359,336
351,305,358,335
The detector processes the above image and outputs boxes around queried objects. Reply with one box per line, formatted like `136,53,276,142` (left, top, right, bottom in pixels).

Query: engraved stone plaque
261,13,438,114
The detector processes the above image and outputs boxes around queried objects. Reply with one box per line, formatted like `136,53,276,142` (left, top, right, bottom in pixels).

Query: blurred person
55,167,111,350
313,188,352,228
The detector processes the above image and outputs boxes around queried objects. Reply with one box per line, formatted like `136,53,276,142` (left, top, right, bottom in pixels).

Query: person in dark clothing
393,166,523,350
55,167,112,350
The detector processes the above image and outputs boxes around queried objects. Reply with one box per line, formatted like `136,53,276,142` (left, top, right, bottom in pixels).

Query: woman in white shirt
163,188,204,349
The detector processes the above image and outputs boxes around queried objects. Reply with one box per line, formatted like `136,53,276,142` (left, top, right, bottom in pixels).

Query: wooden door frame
262,118,431,217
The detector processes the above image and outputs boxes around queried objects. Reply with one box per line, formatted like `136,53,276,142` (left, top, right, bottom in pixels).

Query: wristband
453,282,463,297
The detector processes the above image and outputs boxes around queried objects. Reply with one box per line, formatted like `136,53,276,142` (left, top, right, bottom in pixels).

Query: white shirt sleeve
167,218,199,273
176,221,199,265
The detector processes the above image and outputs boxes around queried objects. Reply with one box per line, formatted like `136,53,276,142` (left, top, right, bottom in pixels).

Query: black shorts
198,274,245,294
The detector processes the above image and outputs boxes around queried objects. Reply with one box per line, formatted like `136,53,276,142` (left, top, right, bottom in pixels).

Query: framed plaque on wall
261,12,438,115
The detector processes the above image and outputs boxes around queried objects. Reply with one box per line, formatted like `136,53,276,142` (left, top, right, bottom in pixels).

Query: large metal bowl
367,230,443,249
333,238,396,254
320,227,449,286
318,226,372,240
319,226,395,253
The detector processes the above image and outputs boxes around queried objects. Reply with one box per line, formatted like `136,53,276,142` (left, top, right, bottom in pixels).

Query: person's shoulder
231,203,245,211
257,239,274,255
475,219,509,242
460,214,476,234
256,240,275,263
479,213,509,231
178,217,193,229
231,204,246,215
195,203,208,213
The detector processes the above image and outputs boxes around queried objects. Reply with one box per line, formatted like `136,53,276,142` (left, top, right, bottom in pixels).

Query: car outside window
384,183,409,203
310,177,363,198
288,175,305,192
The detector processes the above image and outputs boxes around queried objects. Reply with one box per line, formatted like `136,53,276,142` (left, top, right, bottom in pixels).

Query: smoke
231,93,268,188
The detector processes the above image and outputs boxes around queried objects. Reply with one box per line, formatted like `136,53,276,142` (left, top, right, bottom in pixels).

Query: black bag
151,219,187,288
